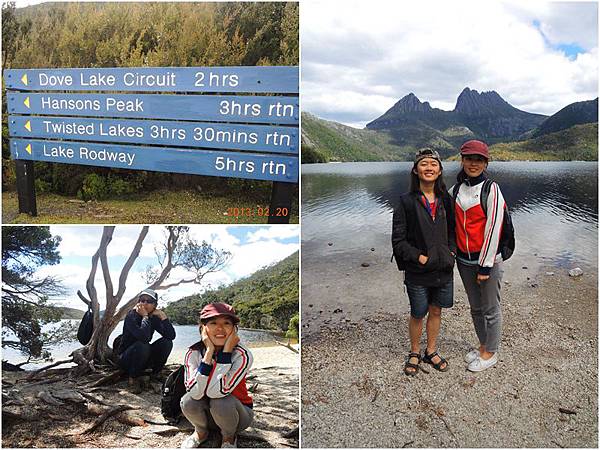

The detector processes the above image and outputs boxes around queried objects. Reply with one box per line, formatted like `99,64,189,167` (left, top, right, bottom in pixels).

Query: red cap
460,140,489,159
200,302,239,324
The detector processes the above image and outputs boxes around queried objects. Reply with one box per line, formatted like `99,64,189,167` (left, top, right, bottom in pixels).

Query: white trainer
221,438,237,448
467,353,498,372
181,433,207,449
464,349,480,364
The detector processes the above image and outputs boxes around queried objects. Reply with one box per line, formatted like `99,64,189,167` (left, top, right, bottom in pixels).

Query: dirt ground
2,346,299,448
301,267,598,448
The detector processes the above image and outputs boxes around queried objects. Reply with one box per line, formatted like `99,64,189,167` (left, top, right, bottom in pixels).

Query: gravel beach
301,265,598,448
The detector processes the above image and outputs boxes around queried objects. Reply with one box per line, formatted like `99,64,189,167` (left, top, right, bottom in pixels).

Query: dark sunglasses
139,296,157,304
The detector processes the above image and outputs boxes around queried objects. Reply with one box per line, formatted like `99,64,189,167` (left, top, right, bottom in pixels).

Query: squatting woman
392,148,456,376
180,303,253,448
452,140,506,372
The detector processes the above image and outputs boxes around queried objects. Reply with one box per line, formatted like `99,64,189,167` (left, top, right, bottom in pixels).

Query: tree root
80,405,135,434
26,359,74,380
275,340,299,354
84,370,124,388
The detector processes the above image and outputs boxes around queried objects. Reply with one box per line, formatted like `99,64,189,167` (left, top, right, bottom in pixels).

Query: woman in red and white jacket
180,303,253,448
452,140,505,372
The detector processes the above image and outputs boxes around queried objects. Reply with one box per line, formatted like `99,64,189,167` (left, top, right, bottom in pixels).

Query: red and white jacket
451,175,505,275
183,341,253,407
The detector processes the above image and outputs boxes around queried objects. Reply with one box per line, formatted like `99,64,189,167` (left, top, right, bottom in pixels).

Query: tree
1,226,73,366
2,2,19,70
73,226,231,372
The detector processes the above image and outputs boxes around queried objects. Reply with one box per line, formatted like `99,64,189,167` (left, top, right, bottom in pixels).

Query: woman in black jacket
392,148,456,376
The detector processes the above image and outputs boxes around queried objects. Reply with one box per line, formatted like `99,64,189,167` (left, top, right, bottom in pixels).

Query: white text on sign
214,156,287,176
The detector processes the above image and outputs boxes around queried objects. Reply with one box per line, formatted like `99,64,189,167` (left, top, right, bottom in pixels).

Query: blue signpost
5,66,299,223
4,67,298,93
9,116,298,154
7,93,299,124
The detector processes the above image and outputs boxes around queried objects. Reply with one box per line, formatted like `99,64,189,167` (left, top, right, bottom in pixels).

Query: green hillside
488,123,598,161
303,112,598,163
164,251,299,337
57,306,86,320
301,113,417,163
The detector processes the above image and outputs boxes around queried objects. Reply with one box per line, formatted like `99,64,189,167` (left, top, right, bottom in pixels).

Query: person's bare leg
407,316,424,374
425,305,447,369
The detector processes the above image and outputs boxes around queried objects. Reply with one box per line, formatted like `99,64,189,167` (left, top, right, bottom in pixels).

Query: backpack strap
480,179,494,215
451,183,460,201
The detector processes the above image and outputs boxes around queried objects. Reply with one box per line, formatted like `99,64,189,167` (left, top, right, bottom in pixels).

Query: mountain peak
454,87,511,115
391,93,432,113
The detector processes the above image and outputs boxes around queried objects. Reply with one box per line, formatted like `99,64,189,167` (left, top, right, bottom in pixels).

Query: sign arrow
21,73,28,86
25,143,32,155
23,97,30,108
24,120,31,132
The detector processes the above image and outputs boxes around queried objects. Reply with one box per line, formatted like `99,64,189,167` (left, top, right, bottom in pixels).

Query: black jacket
391,191,457,287
118,310,176,354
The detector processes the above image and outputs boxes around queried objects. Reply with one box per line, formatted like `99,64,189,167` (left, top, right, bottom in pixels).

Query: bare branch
86,247,102,329
157,278,197,290
147,227,179,289
114,295,140,324
99,227,115,312
115,226,149,302
77,290,91,307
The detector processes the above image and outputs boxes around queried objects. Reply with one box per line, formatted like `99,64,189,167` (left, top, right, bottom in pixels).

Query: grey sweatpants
180,392,254,439
457,262,503,353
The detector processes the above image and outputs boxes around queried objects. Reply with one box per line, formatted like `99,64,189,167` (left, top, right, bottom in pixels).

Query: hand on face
134,302,148,318
151,308,167,320
223,329,240,353
201,325,215,352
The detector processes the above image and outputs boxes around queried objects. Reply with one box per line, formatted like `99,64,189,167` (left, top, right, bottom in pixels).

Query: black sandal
423,350,449,372
404,352,421,376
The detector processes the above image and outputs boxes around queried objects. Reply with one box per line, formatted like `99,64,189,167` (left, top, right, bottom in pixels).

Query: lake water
2,322,277,369
302,161,598,270
301,162,598,327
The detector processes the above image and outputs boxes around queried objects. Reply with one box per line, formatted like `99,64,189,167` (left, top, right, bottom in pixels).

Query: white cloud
302,0,598,127
228,241,298,279
33,226,298,311
246,226,300,243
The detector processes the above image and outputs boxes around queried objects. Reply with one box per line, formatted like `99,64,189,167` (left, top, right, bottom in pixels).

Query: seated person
180,302,253,449
116,288,176,393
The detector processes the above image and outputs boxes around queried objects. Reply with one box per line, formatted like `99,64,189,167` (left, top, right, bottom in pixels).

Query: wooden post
15,160,37,216
268,181,294,224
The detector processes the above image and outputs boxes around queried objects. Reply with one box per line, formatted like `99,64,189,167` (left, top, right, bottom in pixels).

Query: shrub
79,173,109,200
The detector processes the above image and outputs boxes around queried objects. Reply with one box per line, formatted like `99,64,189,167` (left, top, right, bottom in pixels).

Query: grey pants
180,392,254,439
457,262,503,353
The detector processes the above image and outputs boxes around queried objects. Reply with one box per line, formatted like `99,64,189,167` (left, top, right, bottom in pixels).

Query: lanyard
420,193,438,220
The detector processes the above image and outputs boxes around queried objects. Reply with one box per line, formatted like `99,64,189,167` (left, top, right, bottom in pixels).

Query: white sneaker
181,433,207,449
467,353,498,372
464,349,480,364
221,438,237,448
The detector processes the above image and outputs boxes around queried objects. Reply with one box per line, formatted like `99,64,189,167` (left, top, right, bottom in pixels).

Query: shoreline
301,265,598,447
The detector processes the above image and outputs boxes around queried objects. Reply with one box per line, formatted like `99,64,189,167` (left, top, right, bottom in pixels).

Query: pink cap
460,140,489,159
200,302,239,324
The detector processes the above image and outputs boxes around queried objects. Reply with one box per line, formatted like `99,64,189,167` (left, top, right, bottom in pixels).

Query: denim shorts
404,279,454,319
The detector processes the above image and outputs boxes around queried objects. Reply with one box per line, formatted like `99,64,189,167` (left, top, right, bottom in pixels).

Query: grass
2,188,299,224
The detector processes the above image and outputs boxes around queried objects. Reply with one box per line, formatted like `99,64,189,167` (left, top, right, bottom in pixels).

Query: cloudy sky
33,225,298,311
302,0,599,128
